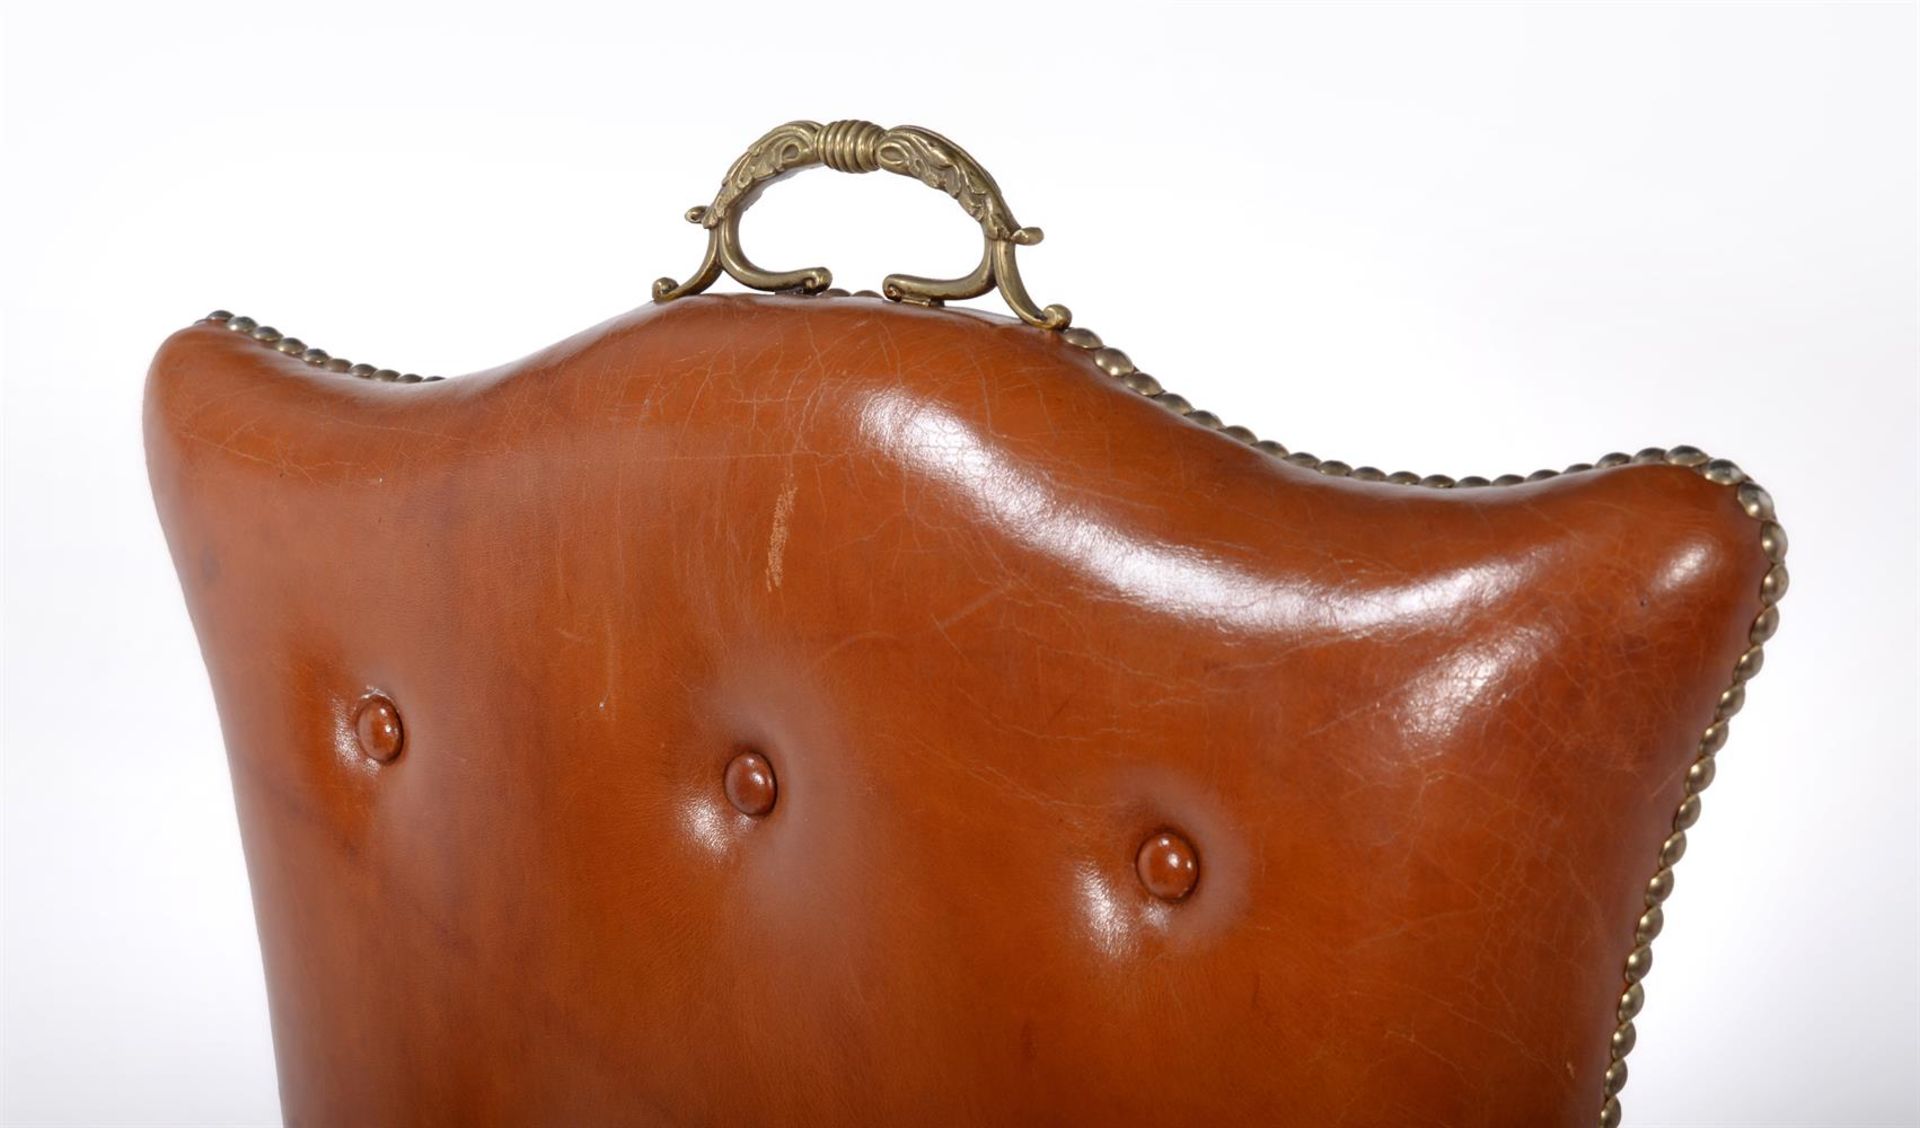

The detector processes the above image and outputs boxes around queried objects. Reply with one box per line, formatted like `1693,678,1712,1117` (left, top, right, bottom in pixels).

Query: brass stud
1685,756,1716,794
1750,605,1780,644
1716,684,1746,720
1665,445,1709,467
1611,1021,1637,1059
1702,458,1746,485
1455,475,1490,488
301,348,330,366
1153,392,1192,415
207,309,234,322
1219,424,1257,444
348,363,377,377
226,315,257,333
251,325,283,343
1660,832,1688,867
1700,722,1729,755
1252,439,1288,457
1565,462,1595,474
325,357,353,373
1526,468,1559,482
1060,326,1102,350
1623,945,1653,983
1419,474,1455,489
1600,1096,1622,1128
1351,466,1387,482
1604,1060,1629,1096
1089,347,1134,377
274,337,306,355
1632,447,1668,464
400,373,424,384
1737,482,1775,521
1732,646,1765,683
1596,451,1632,468
372,369,401,382
1492,473,1525,486
1317,460,1353,477
1286,452,1322,470
1636,906,1664,944
1185,409,1222,429
1673,794,1702,830
1122,372,1162,396
1760,522,1788,563
1386,470,1420,485
1760,563,1790,605
1645,868,1674,906
1617,982,1645,1021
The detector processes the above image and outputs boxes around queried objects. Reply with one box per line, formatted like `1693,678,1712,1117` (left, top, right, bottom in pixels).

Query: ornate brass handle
652,120,1071,330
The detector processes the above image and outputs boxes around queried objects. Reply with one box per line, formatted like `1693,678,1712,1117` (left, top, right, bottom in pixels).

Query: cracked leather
145,294,1767,1126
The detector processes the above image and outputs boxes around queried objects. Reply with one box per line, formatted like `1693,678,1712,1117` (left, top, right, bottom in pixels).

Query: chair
145,120,1786,1127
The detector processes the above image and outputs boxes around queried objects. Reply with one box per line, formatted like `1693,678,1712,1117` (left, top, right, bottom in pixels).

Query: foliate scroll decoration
871,127,1020,241
652,119,1070,330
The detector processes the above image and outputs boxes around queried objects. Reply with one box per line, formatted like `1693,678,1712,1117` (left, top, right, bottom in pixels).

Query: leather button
723,751,777,817
1136,831,1198,901
352,694,404,764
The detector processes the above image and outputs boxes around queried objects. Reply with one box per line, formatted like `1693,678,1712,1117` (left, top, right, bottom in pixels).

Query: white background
3,2,1914,1125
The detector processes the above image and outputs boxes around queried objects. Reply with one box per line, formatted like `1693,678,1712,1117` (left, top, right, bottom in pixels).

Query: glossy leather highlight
146,294,1769,1126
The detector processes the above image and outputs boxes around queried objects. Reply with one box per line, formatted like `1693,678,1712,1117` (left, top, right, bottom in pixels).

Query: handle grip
652,119,1071,330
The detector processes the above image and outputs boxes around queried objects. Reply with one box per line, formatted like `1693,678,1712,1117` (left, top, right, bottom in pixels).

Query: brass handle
652,120,1071,330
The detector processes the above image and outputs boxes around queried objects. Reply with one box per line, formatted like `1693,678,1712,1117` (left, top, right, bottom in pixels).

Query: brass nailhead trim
201,310,442,384
1045,324,1788,1128
191,297,1787,1128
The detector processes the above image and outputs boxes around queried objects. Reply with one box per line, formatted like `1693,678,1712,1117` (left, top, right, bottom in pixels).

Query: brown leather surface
145,295,1767,1126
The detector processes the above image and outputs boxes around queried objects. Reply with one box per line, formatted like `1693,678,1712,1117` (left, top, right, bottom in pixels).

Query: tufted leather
146,294,1769,1126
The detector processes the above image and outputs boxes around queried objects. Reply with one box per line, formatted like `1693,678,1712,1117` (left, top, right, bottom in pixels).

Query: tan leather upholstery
146,295,1773,1126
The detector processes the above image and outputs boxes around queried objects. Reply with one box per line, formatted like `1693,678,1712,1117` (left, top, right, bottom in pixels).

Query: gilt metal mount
652,119,1071,330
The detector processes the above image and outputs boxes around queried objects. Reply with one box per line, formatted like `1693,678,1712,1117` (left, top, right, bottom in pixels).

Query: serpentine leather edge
185,297,1789,1127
